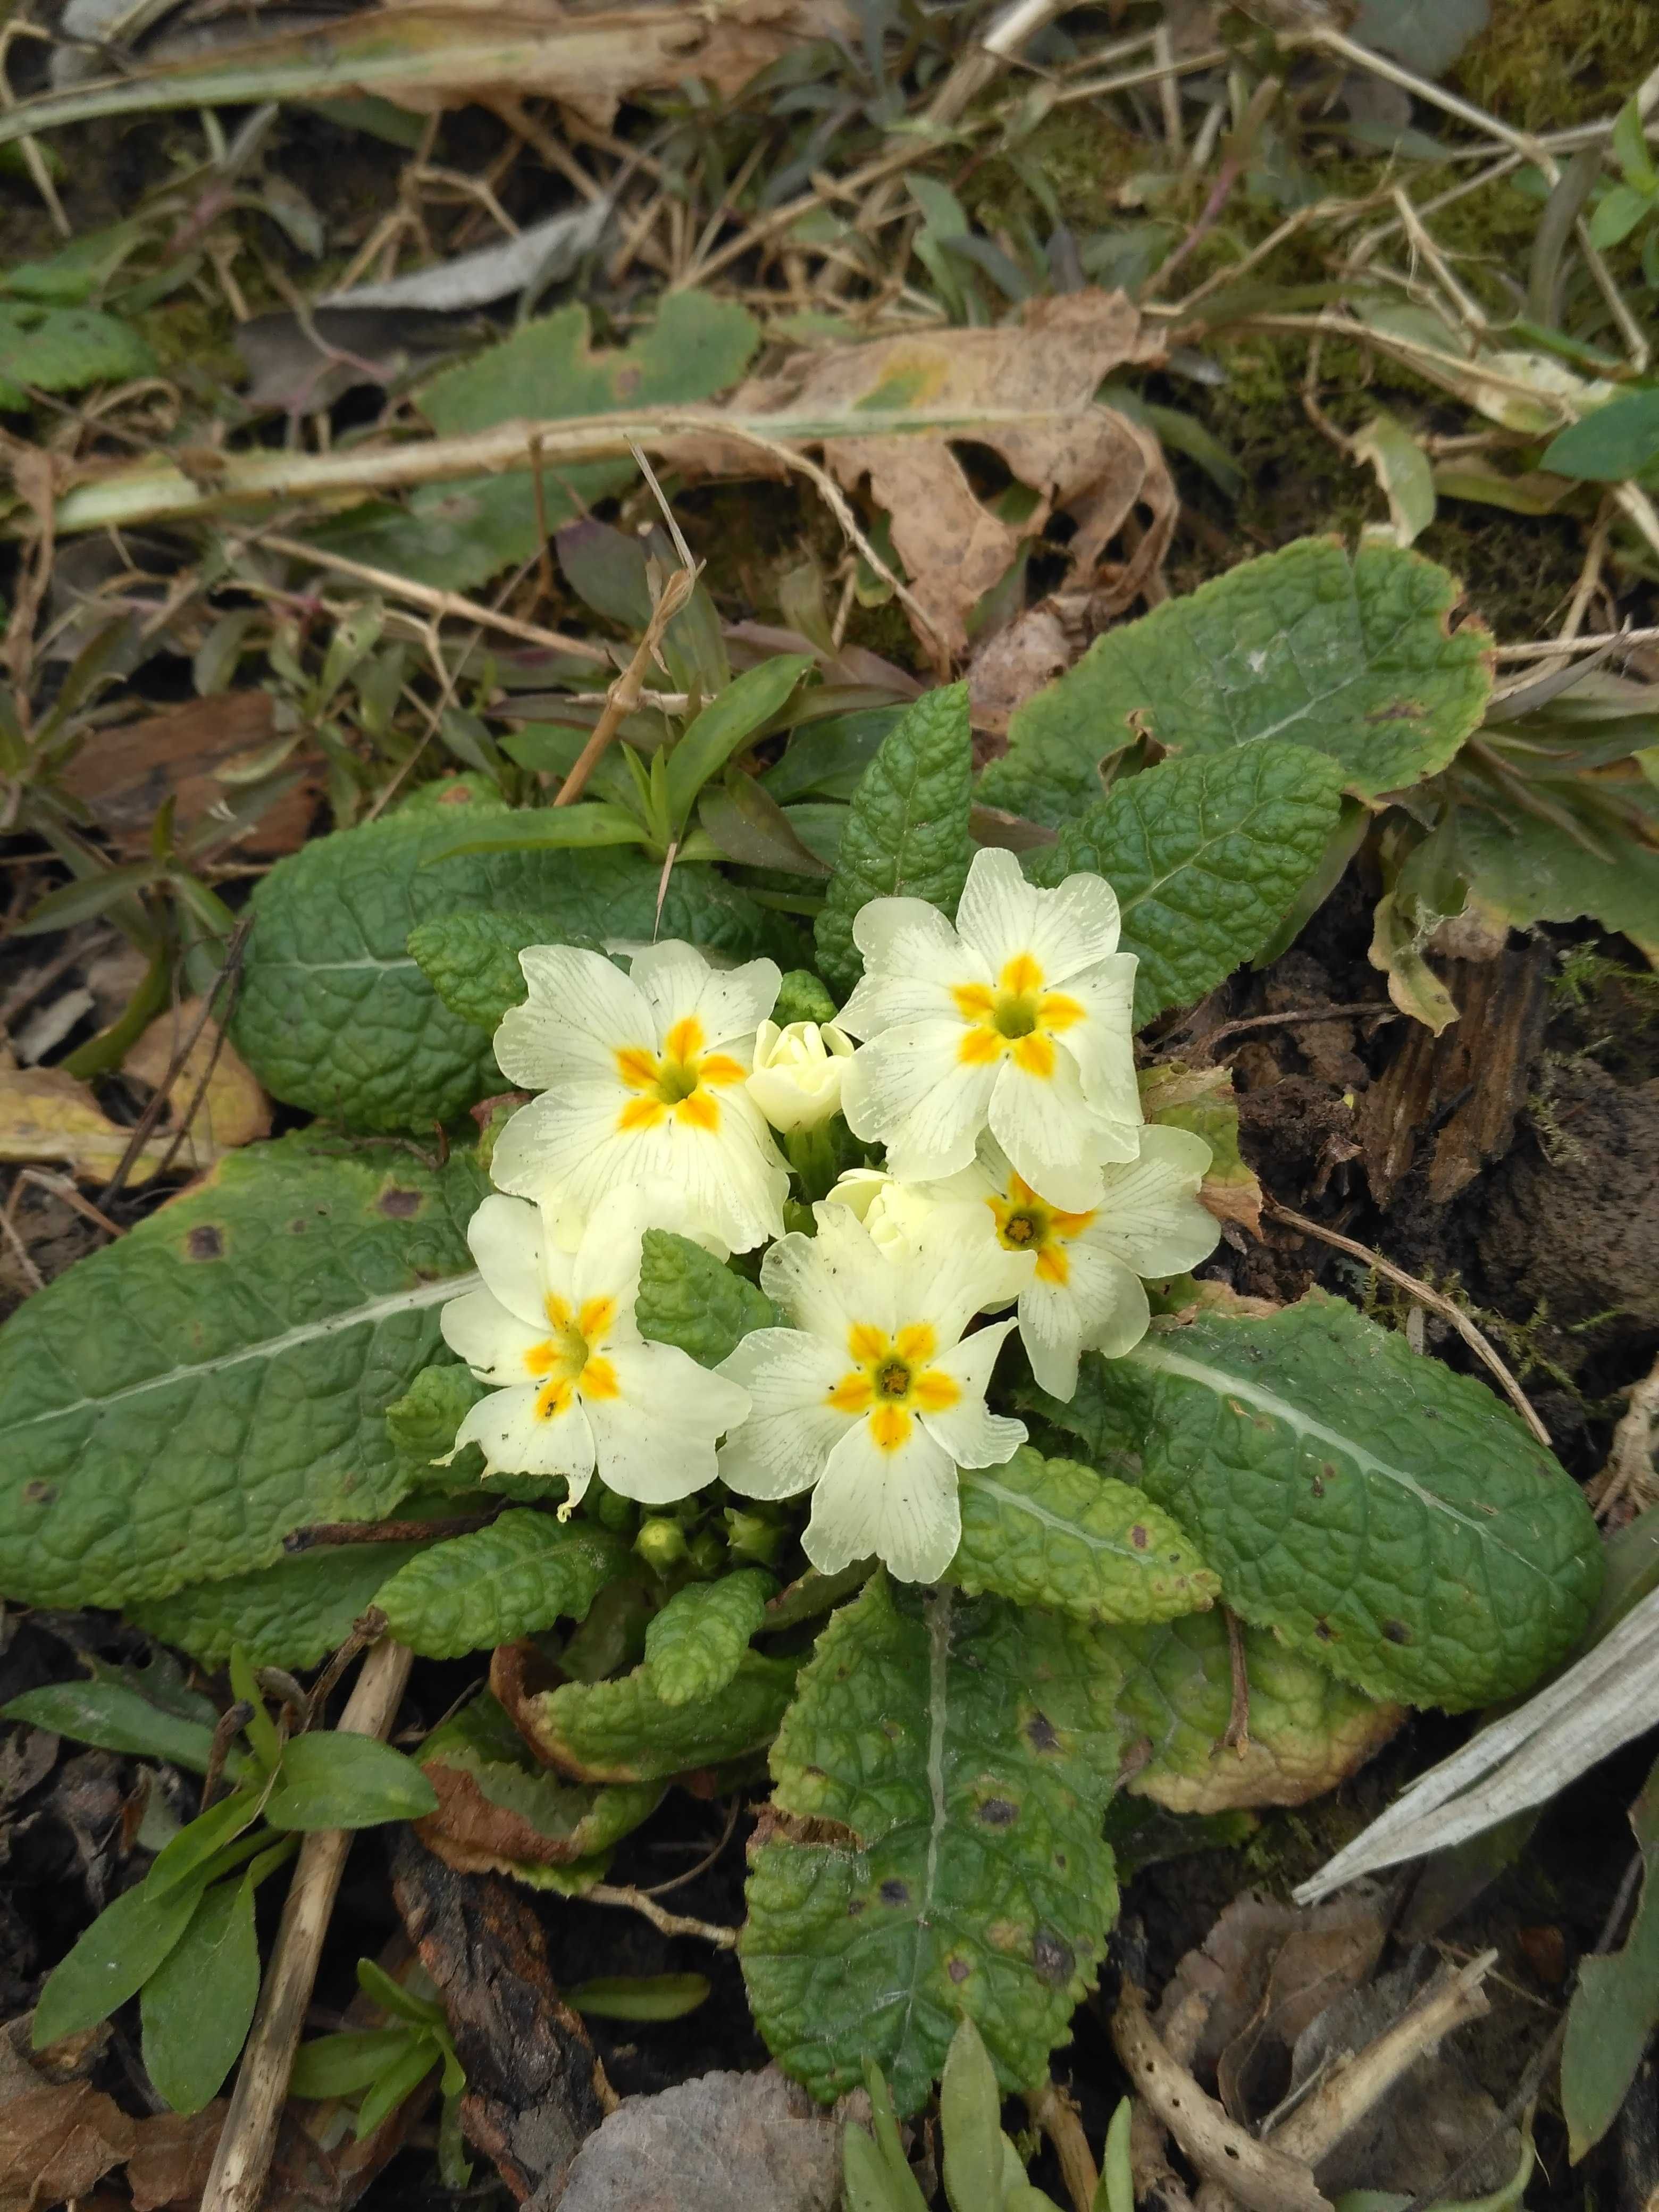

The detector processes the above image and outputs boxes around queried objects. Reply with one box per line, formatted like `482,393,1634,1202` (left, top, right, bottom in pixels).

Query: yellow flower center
527,1293,620,1419
952,954,1084,1079
986,1175,1095,1288
826,1320,961,1454
615,1015,746,1134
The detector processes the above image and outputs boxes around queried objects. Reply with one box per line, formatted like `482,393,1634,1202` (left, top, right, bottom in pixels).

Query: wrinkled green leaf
521,1650,799,1782
387,1362,489,1468
378,1511,629,1658
33,1874,203,2046
1034,1298,1602,1711
948,1450,1218,1626
233,792,776,1132
140,1875,260,2114
984,538,1492,822
262,1731,438,1830
0,300,156,394
643,1569,777,1705
1026,745,1346,1026
815,685,974,992
1562,1752,1659,2159
407,910,606,1031
773,969,840,1025
634,1230,776,1368
743,1578,1120,2114
130,1544,420,1670
1109,1608,1404,1813
418,1692,662,1870
0,1134,483,1611
1457,806,1659,951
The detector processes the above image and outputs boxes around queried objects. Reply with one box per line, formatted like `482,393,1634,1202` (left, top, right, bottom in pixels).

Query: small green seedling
843,2018,1065,2212
290,1957,471,2185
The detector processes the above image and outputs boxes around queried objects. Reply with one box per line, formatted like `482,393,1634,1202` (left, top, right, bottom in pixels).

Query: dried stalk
556,563,697,807
199,1638,415,2212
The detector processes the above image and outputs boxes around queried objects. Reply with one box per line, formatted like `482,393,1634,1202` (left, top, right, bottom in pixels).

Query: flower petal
1015,1279,1087,1401
915,1317,1025,1467
1073,1246,1151,1360
496,946,647,1088
758,1208,898,1344
987,1049,1108,1211
571,1189,650,1343
717,1327,857,1498
954,846,1122,983
804,1418,960,1583
891,1202,1032,1346
455,1381,596,1488
465,1192,548,1330
1092,1124,1221,1275
440,1287,548,1382
1054,956,1143,1134
630,942,780,1055
584,1340,748,1504
839,899,985,1036
841,1020,997,1183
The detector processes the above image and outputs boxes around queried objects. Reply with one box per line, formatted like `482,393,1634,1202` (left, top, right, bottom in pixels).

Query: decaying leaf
0,1060,188,1187
713,291,1175,658
0,2080,137,2212
58,693,320,859
1141,1063,1264,1237
557,2067,844,2212
126,999,272,1154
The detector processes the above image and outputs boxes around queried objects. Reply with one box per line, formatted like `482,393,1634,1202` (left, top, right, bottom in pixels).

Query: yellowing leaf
127,999,272,1154
0,1062,183,1186
1353,410,1435,548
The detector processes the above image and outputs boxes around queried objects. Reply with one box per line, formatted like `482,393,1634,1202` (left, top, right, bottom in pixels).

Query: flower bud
745,1019,854,1134
634,1516,688,1574
827,1167,940,1258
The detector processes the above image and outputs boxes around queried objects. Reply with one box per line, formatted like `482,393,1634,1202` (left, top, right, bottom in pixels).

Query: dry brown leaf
0,1063,180,1186
967,606,1072,746
0,2081,138,2212
126,999,272,1153
58,693,320,859
126,2103,228,2212
558,2067,843,2212
717,291,1175,659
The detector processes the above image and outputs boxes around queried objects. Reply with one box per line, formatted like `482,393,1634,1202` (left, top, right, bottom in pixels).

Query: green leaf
33,1873,203,2046
140,1876,261,2114
983,538,1492,822
262,1731,438,1830
940,2018,1004,2212
311,294,759,593
815,685,974,993
1588,183,1656,250
291,2024,422,2101
1109,1609,1405,1813
377,1511,629,1658
664,655,817,830
232,800,776,1132
1613,95,1658,191
407,911,606,1031
948,1449,1219,1627
0,300,156,393
1351,0,1488,78
417,802,650,861
762,706,908,804
418,1692,663,1872
642,1570,777,1706
564,1973,710,2022
519,1650,800,1782
1034,1298,1602,1711
1026,745,1346,1026
1456,806,1659,951
1541,390,1659,481
3,1681,222,1775
742,1578,1120,2115
1562,1752,1659,2159
0,1133,484,1612
773,969,839,1025
634,1230,776,1368
146,1793,268,1903
130,1544,421,1670
387,1363,489,1467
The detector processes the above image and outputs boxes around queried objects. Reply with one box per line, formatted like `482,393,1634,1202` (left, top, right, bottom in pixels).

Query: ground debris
556,2065,843,2212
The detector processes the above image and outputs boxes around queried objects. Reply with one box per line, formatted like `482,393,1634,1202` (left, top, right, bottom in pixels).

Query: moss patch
1452,0,1659,131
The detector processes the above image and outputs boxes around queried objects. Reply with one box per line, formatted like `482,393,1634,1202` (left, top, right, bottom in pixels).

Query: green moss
1452,0,1659,132
953,106,1143,233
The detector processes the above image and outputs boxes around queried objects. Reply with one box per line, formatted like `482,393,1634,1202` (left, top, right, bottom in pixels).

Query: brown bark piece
1358,939,1552,1208
58,694,320,858
390,1829,608,2205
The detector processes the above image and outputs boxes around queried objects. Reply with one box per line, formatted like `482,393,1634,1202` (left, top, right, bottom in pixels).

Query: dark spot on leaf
1321,1462,1337,1482
289,1218,307,1234
878,1879,910,1906
803,1764,827,1779
977,1797,1018,1828
1314,1619,1336,1642
847,1898,866,1917
948,1958,970,1984
1032,1928,1075,1985
1026,1711,1059,1753
1129,1524,1149,1550
437,784,476,806
22,1481,54,1507
379,1188,422,1218
880,1718,901,1739
1364,699,1423,724
1382,1619,1412,1645
186,1224,224,1260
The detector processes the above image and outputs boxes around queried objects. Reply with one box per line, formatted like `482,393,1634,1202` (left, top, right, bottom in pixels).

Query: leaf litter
4,0,1659,2205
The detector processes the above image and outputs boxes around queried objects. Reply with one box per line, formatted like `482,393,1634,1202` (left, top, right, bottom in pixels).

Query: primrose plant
0,543,1608,2123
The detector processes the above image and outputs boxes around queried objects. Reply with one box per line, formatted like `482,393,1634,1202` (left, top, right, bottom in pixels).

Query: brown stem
283,1511,503,1552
